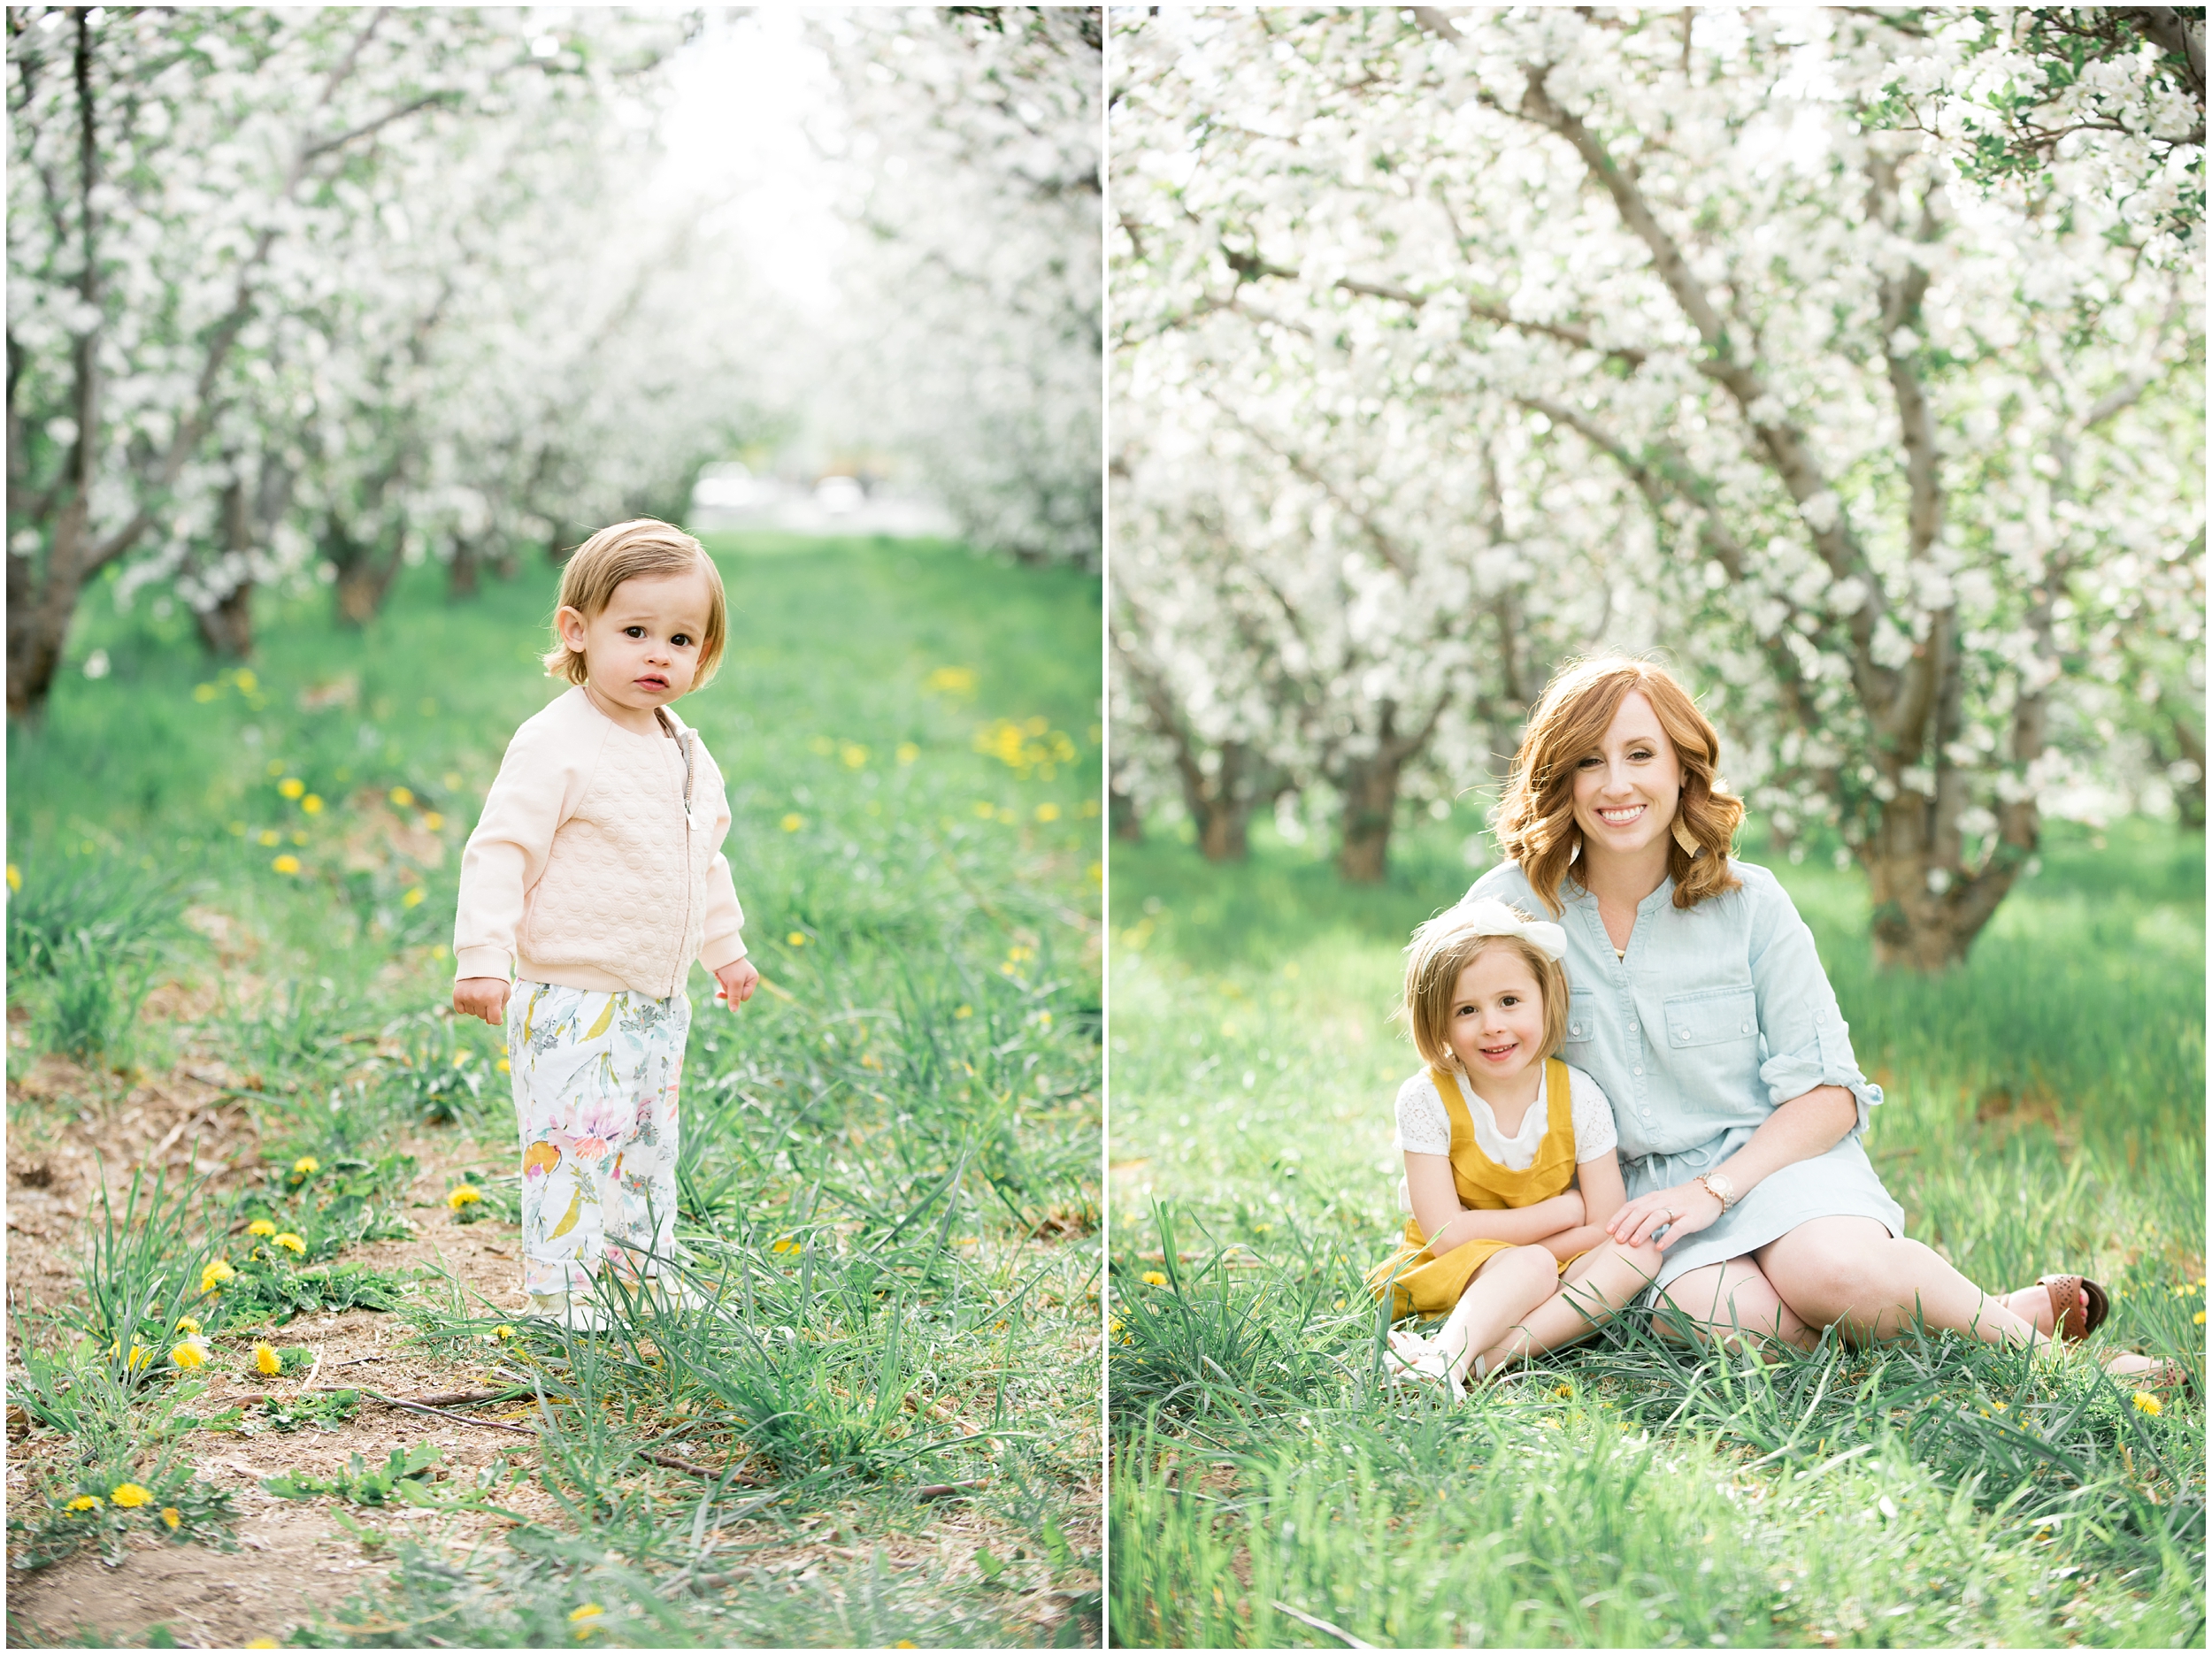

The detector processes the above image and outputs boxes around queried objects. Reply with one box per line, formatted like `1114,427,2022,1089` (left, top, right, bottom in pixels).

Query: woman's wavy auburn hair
1494,657,1745,916
544,519,727,688
1396,905,1571,1073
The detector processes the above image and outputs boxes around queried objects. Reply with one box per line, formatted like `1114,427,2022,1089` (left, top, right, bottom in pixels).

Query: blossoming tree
1110,6,2202,967
810,6,1102,571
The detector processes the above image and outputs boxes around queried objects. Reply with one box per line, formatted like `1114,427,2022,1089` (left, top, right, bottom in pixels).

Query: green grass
6,534,1102,1646
1106,816,2205,1648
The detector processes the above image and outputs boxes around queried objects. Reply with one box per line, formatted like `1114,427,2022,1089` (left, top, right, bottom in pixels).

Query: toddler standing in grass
452,520,758,1330
1368,899,1663,1395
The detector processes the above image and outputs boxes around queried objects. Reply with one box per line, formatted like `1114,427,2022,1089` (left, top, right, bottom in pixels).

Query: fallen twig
1271,1600,1374,1649
916,1478,988,1501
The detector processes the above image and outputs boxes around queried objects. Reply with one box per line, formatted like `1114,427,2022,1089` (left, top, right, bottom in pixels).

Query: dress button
1740,1021,1751,1033
1632,1065,1643,1077
1628,1022,1638,1033
1677,1030,1690,1041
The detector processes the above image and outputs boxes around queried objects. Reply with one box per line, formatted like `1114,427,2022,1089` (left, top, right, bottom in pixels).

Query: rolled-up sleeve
1747,877,1883,1130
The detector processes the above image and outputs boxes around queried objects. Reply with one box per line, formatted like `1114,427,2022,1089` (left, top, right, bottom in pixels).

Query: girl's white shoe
1383,1338,1467,1401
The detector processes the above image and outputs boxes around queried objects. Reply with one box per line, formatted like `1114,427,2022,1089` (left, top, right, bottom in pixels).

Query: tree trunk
1862,789,2034,970
1185,740,1255,862
6,502,93,719
195,580,253,657
1335,749,1406,884
448,533,481,599
326,514,406,627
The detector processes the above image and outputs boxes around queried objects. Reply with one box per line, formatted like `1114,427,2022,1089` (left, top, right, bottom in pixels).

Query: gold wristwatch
1695,1172,1736,1211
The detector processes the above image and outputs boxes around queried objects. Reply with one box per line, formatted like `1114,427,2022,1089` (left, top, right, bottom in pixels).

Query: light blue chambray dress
1466,858,1903,1295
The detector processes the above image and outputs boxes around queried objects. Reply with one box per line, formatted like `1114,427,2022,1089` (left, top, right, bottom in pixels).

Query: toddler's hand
713,957,760,1009
453,977,511,1027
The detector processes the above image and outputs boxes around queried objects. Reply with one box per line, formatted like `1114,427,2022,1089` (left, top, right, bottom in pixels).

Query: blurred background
8,4,1100,720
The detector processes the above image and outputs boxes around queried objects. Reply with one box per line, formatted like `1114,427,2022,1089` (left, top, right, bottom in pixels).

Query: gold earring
1672,814,1701,858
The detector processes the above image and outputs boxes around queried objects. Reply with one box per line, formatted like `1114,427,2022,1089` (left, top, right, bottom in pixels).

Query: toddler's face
559,568,715,721
1443,946,1547,1084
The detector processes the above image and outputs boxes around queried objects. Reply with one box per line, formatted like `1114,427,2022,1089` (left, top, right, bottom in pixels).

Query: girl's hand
453,977,510,1027
713,957,760,1009
1606,1182,1724,1252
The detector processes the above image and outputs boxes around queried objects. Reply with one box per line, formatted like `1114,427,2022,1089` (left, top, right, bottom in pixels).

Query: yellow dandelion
174,1316,201,1335
2196,1311,2206,1326
955,1004,972,1019
787,931,807,946
248,1219,278,1237
4,863,18,892
160,1506,182,1530
895,1644,919,1651
1035,802,1061,823
494,1326,516,1342
255,1343,282,1375
389,786,415,807
780,813,803,832
424,812,445,831
272,854,301,875
895,742,919,764
244,1642,279,1651
125,1342,152,1370
2133,1392,2162,1416
65,1494,101,1512
293,1155,319,1176
274,1232,306,1254
194,683,218,702
200,1259,235,1294
1141,1270,1168,1287
234,669,258,693
169,1340,207,1371
569,1604,604,1624
258,828,281,847
300,793,323,815
278,777,304,799
496,1057,511,1073
448,1184,483,1210
973,801,996,818
402,886,426,908
840,743,868,769
110,1483,152,1509
1554,1383,1574,1398
772,1237,802,1254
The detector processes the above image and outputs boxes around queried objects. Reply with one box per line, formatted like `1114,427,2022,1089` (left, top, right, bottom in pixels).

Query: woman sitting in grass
1439,655,2180,1387
1369,899,1666,1396
451,520,760,1331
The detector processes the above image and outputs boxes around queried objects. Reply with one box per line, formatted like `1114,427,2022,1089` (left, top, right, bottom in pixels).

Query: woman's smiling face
1571,689,1683,866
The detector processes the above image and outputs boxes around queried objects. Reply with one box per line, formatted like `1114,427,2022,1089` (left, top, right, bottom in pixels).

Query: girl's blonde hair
1397,904,1571,1072
1493,656,1744,916
543,519,728,688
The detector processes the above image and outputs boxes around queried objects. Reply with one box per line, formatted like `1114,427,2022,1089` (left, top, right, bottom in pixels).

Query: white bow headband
1445,897,1568,962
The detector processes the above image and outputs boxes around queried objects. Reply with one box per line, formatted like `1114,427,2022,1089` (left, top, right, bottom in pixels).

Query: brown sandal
2036,1274,2110,1344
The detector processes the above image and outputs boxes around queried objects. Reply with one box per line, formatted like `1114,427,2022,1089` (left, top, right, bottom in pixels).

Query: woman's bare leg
1466,1238,1666,1375
1757,1217,2045,1345
1650,1257,1821,1353
1431,1245,1566,1384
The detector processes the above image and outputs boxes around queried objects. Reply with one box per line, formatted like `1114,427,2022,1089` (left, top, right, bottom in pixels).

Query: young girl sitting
452,519,759,1330
1367,898,1663,1395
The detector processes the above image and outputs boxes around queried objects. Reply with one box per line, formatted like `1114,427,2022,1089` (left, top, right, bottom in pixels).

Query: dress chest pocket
1662,985,1758,1049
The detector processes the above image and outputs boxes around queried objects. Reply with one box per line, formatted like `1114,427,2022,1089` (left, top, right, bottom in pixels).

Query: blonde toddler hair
543,519,728,688
1397,902,1571,1072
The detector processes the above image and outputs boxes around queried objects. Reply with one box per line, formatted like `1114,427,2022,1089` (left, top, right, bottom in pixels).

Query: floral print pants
506,980,688,1297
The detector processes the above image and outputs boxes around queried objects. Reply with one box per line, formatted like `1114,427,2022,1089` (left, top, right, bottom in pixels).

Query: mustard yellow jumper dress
1366,1058,1586,1321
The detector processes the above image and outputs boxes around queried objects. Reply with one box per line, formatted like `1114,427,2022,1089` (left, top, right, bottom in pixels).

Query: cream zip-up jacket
453,686,747,999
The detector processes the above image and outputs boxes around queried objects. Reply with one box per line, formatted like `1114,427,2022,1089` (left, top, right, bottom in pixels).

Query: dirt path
7,1045,1101,1646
